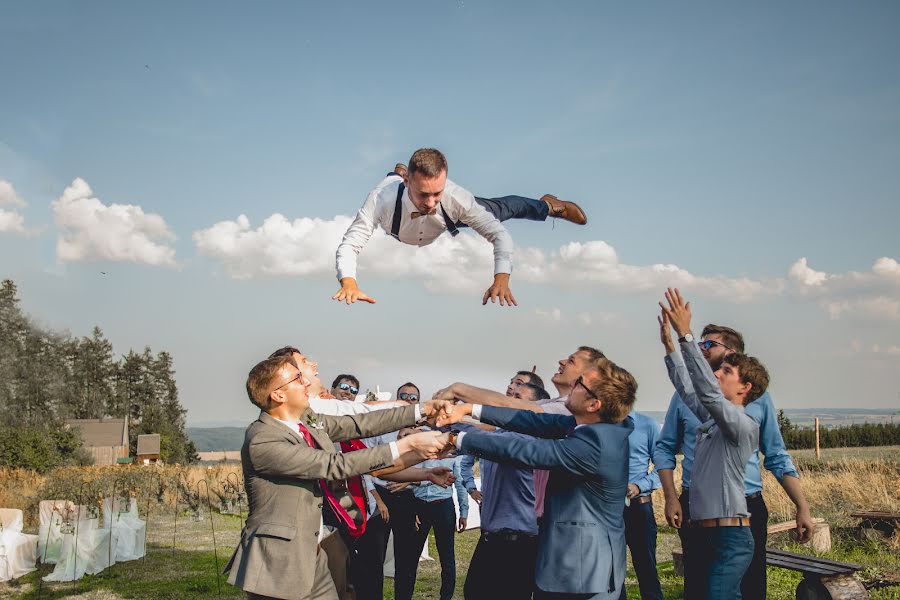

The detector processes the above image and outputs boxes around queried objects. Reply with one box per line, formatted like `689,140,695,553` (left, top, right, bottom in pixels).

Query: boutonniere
698,426,713,440
306,413,325,430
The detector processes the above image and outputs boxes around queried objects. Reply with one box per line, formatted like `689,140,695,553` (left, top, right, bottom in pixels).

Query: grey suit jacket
460,406,633,598
225,404,417,599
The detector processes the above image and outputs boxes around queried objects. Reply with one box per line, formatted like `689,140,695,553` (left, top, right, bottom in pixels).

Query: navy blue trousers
620,500,663,600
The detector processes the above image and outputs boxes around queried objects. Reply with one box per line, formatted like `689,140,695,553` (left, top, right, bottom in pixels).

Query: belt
692,517,750,528
745,491,762,500
423,497,450,505
628,495,652,505
482,529,537,543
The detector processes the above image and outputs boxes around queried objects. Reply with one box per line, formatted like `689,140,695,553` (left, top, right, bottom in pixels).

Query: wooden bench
768,517,831,552
850,511,900,538
766,548,868,600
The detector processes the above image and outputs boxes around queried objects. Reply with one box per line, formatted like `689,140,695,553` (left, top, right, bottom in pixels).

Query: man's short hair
397,382,420,397
723,353,769,404
589,358,637,424
331,374,360,390
700,325,745,353
516,370,545,391
408,148,448,178
519,382,550,402
247,355,296,411
269,346,302,359
578,346,606,367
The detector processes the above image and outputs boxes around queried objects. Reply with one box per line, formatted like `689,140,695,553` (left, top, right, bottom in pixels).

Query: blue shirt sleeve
459,454,477,492
453,458,469,518
745,393,799,481
653,393,682,472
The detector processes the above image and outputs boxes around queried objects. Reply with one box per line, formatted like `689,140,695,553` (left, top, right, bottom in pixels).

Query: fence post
196,479,222,598
815,417,821,460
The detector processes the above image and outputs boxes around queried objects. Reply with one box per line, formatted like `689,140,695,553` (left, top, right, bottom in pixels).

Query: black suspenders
389,182,459,242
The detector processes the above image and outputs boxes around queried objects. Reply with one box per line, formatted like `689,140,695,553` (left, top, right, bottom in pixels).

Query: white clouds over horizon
0,179,28,234
788,257,900,321
52,178,178,267
191,213,786,301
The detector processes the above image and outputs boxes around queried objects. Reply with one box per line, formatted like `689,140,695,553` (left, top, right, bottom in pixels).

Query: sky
1,1,899,426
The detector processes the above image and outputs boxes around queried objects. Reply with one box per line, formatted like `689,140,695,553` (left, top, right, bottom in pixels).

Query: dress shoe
394,163,408,178
542,194,587,225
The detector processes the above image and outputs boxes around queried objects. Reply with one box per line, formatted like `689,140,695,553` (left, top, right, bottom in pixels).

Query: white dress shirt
335,174,514,280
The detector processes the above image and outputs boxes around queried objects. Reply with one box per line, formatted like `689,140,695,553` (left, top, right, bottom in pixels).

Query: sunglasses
699,339,732,352
574,375,598,399
338,382,360,395
398,392,419,402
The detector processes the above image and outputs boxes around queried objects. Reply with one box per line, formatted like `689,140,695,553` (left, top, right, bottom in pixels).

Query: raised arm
459,428,597,476
319,404,416,442
438,403,576,439
434,382,544,412
333,186,383,304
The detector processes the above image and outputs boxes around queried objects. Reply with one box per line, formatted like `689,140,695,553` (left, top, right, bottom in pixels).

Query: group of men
224,288,814,600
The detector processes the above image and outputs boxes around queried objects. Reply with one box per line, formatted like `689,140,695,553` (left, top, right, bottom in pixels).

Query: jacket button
317,503,323,509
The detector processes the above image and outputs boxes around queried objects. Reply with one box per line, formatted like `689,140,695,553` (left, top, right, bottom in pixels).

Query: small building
136,434,162,464
66,416,129,466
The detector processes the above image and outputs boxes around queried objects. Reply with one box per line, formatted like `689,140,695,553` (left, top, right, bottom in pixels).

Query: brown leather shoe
394,163,408,178
542,194,587,225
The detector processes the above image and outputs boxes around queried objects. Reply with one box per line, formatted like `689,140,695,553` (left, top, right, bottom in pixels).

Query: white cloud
789,257,900,321
52,178,177,267
193,213,783,302
534,307,563,321
0,179,27,234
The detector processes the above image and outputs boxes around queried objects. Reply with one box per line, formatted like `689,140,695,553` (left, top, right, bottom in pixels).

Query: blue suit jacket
460,406,633,597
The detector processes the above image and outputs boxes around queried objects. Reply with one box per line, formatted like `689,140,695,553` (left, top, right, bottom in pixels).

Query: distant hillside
187,427,246,452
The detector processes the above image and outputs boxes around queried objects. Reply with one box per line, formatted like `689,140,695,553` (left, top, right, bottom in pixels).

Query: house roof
137,434,161,455
66,418,127,447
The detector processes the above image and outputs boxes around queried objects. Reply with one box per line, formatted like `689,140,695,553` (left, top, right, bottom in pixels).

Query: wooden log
672,549,684,577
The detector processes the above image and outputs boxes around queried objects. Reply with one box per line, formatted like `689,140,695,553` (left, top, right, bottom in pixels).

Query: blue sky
2,1,898,424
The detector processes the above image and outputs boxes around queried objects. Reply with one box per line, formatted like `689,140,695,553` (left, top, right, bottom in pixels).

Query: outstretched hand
435,403,472,428
659,287,692,337
427,467,456,488
482,274,517,307
332,277,376,305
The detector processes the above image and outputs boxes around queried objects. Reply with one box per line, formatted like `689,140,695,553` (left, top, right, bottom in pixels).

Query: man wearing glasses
331,375,361,401
396,382,420,403
654,325,814,600
434,360,638,600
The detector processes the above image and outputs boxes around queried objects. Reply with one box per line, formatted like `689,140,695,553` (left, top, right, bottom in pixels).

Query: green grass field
3,446,899,599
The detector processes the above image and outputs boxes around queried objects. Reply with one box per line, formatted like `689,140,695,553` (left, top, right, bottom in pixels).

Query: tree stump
672,549,684,577
796,574,870,600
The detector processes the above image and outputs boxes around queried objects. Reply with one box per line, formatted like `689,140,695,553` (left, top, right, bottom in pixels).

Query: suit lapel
301,409,333,450
258,411,305,444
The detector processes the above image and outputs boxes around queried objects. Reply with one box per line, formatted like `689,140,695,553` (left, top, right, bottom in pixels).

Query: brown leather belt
692,517,750,528
629,495,652,505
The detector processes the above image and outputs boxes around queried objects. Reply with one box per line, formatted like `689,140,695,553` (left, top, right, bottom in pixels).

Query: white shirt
335,174,514,280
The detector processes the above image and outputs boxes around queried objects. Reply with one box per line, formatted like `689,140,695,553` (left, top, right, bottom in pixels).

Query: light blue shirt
627,410,662,495
653,375,798,494
413,456,470,518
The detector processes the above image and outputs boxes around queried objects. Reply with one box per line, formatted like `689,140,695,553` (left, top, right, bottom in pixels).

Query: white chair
0,508,39,582
38,500,74,564
43,505,112,582
102,497,146,562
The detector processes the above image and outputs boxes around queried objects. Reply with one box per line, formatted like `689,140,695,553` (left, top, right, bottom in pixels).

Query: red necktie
297,422,368,537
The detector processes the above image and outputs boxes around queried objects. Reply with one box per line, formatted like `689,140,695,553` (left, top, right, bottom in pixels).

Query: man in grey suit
436,359,638,600
224,353,451,600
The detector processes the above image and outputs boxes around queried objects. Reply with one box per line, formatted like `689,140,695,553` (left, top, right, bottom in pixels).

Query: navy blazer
460,406,633,597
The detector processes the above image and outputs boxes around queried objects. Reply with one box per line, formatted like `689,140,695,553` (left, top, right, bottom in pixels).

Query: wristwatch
447,432,458,449
678,333,694,343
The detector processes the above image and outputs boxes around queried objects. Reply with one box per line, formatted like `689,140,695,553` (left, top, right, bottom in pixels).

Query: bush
0,425,88,473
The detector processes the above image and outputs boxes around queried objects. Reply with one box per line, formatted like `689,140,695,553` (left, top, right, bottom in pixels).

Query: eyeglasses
699,339,732,352
574,376,598,399
273,373,303,392
338,382,360,395
398,392,419,402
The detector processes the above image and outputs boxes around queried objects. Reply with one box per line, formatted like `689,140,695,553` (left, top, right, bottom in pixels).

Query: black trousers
741,494,769,600
350,513,389,600
410,498,457,600
620,500,663,600
464,530,538,600
680,490,770,600
375,485,419,600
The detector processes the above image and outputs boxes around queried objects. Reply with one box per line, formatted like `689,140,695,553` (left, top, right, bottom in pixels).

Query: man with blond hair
435,358,638,600
333,147,587,307
224,353,451,600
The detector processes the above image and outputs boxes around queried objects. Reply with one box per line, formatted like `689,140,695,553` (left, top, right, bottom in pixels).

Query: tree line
777,410,900,449
0,279,197,472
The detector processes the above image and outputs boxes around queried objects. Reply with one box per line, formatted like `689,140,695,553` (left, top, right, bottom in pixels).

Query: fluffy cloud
52,178,177,266
788,256,900,321
193,213,782,301
0,179,27,234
